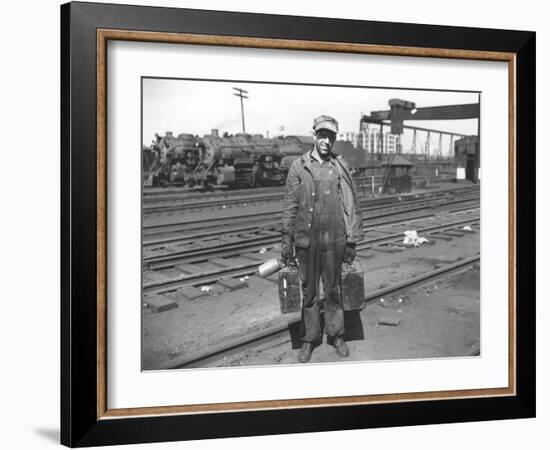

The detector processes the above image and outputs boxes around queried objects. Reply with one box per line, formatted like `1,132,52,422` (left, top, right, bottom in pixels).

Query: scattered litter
239,277,246,282
463,225,473,231
222,205,226,209
378,317,401,326
243,203,247,206
379,295,413,310
244,276,249,280
259,248,267,254
200,286,213,293
218,278,249,291
397,310,402,313
403,230,429,247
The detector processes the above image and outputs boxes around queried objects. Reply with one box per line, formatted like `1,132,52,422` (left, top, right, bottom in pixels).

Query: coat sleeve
341,158,364,244
349,173,364,243
281,160,301,239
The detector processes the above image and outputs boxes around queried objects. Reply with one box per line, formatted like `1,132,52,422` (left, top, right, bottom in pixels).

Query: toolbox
278,261,301,314
341,260,365,311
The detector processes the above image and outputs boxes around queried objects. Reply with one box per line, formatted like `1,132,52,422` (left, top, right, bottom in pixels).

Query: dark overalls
296,156,347,342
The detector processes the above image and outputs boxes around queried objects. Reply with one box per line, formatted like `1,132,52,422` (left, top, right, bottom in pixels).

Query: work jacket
281,149,364,248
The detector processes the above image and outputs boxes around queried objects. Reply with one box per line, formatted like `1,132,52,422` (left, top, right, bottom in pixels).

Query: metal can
258,257,285,278
341,260,365,311
278,260,301,314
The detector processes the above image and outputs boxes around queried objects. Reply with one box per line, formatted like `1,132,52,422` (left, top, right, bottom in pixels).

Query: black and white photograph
0,0,544,446
141,78,481,370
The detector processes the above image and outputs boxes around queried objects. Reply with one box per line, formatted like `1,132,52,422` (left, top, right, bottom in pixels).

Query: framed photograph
61,1,535,447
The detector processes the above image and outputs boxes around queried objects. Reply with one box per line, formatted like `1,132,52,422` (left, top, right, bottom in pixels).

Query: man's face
314,129,336,157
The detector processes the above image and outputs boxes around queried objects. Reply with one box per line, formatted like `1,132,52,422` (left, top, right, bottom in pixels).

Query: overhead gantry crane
360,98,480,159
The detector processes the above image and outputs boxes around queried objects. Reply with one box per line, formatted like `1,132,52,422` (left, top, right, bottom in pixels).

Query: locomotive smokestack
211,128,219,137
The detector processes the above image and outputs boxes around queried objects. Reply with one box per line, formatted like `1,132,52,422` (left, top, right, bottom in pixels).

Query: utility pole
232,87,248,133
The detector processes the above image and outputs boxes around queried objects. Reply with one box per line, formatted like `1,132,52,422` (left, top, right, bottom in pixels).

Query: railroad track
143,185,479,239
142,193,479,259
143,173,456,201
157,254,480,369
142,198,480,267
143,191,284,214
142,181,473,216
143,185,282,202
143,209,480,295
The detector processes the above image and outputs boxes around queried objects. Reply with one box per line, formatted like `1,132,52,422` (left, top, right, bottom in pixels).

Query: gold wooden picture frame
62,2,535,447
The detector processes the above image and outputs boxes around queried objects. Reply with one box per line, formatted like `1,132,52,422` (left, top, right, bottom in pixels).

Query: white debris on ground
378,317,401,326
200,286,213,293
259,248,267,254
463,225,473,231
403,230,429,247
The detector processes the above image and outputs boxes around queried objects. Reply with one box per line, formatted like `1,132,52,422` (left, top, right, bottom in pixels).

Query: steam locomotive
143,131,312,187
143,130,369,188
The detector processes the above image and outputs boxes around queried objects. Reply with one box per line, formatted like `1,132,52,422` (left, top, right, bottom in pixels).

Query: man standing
281,115,363,363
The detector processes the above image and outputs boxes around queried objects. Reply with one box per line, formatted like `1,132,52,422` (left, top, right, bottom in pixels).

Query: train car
274,139,369,175
332,140,370,175
143,131,309,187
196,132,303,187
143,131,371,188
143,132,203,186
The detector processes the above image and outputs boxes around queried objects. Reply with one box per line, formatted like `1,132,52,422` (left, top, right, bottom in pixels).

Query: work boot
298,342,313,363
332,336,350,358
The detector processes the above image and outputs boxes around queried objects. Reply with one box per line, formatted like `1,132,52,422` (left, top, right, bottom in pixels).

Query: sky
142,78,480,151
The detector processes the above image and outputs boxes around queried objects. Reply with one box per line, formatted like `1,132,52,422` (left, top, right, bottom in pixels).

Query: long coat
281,150,364,248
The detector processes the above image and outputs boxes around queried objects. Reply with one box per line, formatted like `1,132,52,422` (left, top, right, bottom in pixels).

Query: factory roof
381,155,414,166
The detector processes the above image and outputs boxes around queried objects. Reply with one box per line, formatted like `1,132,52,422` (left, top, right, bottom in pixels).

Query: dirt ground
217,266,480,367
142,222,480,370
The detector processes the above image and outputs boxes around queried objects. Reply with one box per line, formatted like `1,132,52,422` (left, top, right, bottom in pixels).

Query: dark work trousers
296,159,347,342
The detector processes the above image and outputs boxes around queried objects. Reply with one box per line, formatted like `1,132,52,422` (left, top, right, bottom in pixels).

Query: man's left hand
344,244,356,264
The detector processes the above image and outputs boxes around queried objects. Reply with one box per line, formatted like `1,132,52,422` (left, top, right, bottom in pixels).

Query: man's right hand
281,234,293,265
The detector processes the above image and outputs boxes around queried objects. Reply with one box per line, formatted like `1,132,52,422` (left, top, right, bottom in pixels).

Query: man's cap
313,115,338,134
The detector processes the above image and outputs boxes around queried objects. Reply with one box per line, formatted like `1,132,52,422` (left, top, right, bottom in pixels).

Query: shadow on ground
34,428,59,443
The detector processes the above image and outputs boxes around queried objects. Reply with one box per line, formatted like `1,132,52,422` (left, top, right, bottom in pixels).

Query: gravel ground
142,218,480,370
